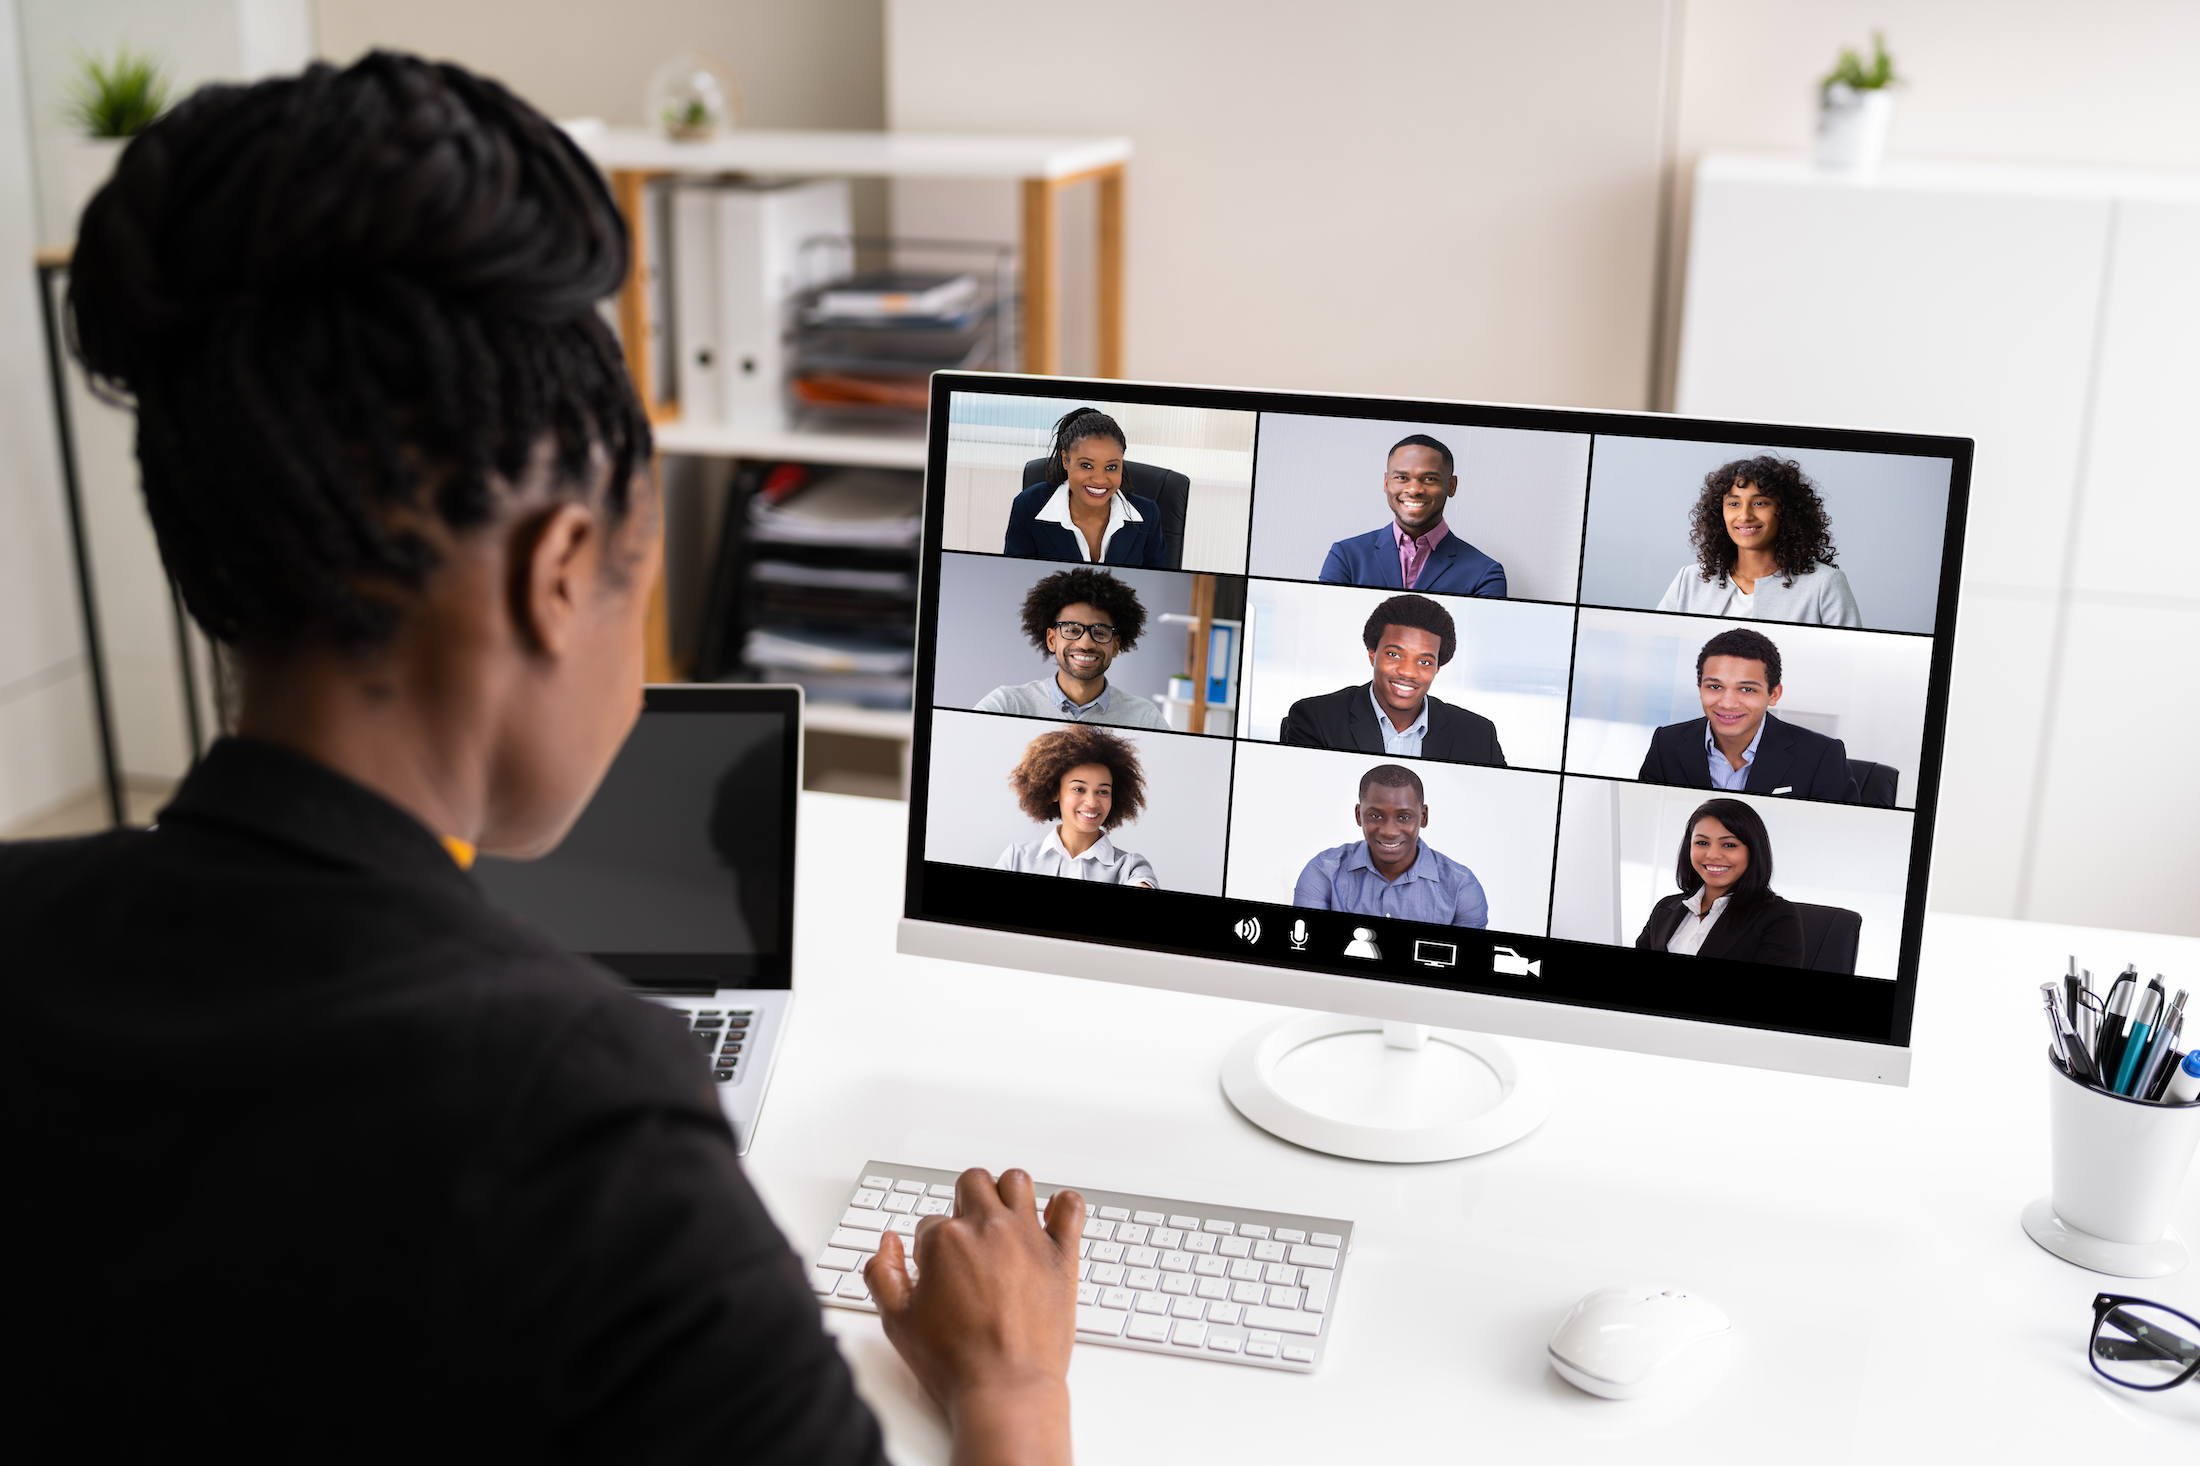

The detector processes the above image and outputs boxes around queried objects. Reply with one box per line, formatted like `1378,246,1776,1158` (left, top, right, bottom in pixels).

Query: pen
2043,983,2099,1085
2137,991,2186,1101
2096,970,2138,1081
2080,968,2101,1052
2064,955,2081,1031
2114,980,2165,1095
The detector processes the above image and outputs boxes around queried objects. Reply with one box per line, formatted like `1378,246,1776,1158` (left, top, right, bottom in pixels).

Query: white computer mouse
1547,1286,1731,1399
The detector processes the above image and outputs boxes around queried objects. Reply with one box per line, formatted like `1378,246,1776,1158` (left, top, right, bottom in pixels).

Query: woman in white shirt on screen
1654,455,1863,626
994,725,1159,887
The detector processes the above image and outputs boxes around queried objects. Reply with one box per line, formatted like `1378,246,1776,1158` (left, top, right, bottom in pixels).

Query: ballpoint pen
2137,990,2187,1101
2043,982,2099,1086
2065,956,2084,1035
2114,979,2165,1095
2096,969,2139,1081
2080,968,2101,1053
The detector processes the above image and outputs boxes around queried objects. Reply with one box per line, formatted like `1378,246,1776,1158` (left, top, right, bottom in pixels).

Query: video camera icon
1491,946,1542,977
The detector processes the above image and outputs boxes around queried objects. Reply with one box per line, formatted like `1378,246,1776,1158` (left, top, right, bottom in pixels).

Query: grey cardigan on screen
1652,560,1863,627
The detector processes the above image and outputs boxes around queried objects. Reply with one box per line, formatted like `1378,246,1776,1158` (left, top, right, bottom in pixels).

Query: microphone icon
1289,920,1309,951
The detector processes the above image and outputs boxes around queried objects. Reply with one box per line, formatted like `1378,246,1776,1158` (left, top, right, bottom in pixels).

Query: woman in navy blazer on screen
1002,406,1169,567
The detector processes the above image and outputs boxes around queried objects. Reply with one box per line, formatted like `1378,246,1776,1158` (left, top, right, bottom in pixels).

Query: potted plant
1815,32,1899,175
62,47,170,234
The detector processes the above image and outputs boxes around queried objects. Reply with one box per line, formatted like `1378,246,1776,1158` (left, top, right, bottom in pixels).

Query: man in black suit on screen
1637,627,1857,801
1280,594,1506,766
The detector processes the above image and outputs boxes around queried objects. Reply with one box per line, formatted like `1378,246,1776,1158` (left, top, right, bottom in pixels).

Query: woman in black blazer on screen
1002,406,1168,567
1634,797,1806,967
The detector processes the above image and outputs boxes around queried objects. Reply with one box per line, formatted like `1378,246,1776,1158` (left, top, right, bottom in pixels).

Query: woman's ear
509,501,602,656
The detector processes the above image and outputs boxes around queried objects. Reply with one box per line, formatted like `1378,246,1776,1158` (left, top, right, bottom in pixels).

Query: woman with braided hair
1001,405,1168,566
12,52,1078,1466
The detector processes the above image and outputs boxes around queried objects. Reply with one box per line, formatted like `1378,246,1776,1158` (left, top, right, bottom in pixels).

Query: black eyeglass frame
1049,619,1118,644
2090,1293,2200,1391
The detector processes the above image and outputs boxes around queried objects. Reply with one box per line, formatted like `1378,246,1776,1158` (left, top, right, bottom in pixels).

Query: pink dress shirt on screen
1394,518,1451,590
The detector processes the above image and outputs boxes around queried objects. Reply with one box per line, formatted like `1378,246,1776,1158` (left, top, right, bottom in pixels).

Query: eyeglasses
1051,620,1118,645
2090,1294,2200,1390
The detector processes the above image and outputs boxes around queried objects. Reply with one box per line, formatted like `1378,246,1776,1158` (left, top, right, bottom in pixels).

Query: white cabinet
1677,153,2200,934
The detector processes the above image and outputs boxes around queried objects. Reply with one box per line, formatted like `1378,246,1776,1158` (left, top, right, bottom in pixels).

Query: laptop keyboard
674,1005,753,1083
811,1161,1351,1372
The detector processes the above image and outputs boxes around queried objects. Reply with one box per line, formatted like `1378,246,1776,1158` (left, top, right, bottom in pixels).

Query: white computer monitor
898,372,1969,1155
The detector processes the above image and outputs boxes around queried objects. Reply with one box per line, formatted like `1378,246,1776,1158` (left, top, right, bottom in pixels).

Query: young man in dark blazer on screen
1637,627,1858,801
1280,594,1506,766
1316,434,1507,597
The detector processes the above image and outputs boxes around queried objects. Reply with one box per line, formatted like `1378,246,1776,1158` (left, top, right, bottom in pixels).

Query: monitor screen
904,373,1968,1069
475,685,800,990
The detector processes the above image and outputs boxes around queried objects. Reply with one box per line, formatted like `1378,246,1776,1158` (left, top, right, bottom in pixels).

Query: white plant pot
63,137,128,239
1814,85,1894,176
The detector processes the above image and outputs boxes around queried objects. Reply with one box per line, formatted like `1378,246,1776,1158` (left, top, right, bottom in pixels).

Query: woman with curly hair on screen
1654,456,1863,626
995,725,1159,886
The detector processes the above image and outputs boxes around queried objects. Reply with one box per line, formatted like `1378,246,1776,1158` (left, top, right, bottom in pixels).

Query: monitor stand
1220,1014,1550,1163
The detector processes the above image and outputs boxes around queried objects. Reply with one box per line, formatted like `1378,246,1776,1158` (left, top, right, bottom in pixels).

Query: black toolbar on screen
904,374,1970,1048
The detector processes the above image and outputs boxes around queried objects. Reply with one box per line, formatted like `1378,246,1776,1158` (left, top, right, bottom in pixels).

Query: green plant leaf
1822,30,1899,93
65,46,170,138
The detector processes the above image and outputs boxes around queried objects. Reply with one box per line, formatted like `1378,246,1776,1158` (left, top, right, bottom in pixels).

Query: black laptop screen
474,687,800,989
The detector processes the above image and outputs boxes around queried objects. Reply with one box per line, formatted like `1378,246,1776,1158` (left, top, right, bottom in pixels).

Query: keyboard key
1253,1240,1288,1263
1246,1340,1280,1358
1206,1302,1242,1325
1127,1269,1161,1291
1208,1334,1242,1353
1116,1224,1148,1246
1078,1240,1092,1259
928,1184,956,1199
1171,1320,1208,1348
1302,1268,1334,1313
1077,1260,1092,1281
816,1248,862,1271
828,1228,882,1252
712,1071,734,1082
728,1016,750,1028
1239,1224,1271,1240
1231,1281,1264,1304
883,1194,917,1214
1169,1296,1204,1319
1311,1232,1342,1247
1124,1247,1159,1269
808,1268,837,1295
1076,1305,1128,1338
1266,1286,1303,1308
1219,1237,1252,1258
1160,1275,1194,1296
1248,1329,1282,1343
1203,1219,1235,1235
1133,1292,1169,1315
1126,1315,1170,1343
850,1189,885,1209
861,1175,893,1190
1195,1277,1228,1300
1076,1283,1100,1305
1083,1218,1115,1241
1229,1260,1262,1282
1089,1242,1123,1264
1170,1214,1199,1230
1289,1244,1340,1268
697,1010,723,1017
1098,1206,1130,1221
720,1042,742,1054
840,1208,887,1231
1101,1287,1134,1310
692,1031,715,1045
1151,1228,1183,1249
1284,1345,1316,1364
1185,1234,1218,1255
1243,1305,1321,1335
1089,1264,1125,1287
693,1017,725,1029
894,1180,925,1194
915,1197,951,1216
1159,1251,1193,1273
1263,1263,1297,1286
885,1216,918,1235
1275,1228,1307,1244
1193,1257,1227,1278
834,1274,871,1301
1133,1210,1164,1225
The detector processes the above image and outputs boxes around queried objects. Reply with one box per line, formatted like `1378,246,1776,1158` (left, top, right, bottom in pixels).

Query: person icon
1344,928,1382,960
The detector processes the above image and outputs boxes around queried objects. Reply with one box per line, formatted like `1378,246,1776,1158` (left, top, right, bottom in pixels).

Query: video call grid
914,384,1965,985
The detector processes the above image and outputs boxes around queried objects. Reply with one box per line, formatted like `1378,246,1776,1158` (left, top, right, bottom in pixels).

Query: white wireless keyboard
810,1161,1352,1372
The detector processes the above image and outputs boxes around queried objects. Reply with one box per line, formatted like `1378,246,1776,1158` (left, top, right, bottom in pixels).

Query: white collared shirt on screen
1665,892,1730,956
1031,483,1142,563
994,825,1157,887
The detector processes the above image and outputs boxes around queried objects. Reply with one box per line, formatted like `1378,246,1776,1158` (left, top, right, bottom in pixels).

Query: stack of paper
748,469,922,549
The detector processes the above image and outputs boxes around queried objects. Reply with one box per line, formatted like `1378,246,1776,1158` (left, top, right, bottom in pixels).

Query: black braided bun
68,51,651,649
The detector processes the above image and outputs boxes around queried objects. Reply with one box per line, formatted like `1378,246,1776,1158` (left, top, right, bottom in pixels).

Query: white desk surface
571,125,1130,181
751,792,2200,1461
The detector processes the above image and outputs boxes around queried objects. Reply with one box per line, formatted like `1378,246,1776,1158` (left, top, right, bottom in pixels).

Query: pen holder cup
2022,1054,2200,1277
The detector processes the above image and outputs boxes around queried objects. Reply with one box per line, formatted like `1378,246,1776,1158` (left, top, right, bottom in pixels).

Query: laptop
472,684,801,1154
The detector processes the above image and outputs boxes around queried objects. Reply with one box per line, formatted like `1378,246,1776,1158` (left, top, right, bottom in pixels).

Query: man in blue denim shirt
1291,763,1489,928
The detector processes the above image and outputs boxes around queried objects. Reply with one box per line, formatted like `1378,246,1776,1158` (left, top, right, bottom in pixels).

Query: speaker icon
1233,917,1262,945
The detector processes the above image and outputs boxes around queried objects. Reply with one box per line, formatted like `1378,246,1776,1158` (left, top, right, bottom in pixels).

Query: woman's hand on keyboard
865,1168,1085,1466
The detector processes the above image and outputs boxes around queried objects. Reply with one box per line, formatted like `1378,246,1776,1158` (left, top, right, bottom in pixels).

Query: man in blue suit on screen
1317,434,1507,597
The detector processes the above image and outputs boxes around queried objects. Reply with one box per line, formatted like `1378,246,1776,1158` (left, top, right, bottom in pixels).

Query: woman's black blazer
1001,483,1168,567
1634,891,1806,967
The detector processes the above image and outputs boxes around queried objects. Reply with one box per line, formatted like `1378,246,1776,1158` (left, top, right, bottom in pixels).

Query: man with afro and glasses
977,566,1169,729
